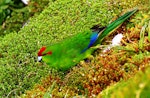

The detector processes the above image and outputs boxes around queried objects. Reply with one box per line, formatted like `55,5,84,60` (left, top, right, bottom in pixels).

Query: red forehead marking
38,46,52,56
38,46,46,56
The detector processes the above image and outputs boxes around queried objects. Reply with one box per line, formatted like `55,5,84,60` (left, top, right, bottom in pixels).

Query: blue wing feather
81,32,99,53
87,32,99,48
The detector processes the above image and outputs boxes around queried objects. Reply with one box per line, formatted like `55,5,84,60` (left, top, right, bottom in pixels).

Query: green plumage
39,9,138,71
42,30,97,71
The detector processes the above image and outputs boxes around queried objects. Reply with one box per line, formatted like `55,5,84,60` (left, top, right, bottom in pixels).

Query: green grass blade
139,24,147,50
43,81,56,98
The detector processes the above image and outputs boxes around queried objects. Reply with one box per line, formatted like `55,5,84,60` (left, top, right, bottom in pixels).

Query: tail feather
81,8,138,53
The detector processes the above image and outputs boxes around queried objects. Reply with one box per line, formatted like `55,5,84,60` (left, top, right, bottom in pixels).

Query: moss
99,67,150,98
22,13,149,97
0,0,149,97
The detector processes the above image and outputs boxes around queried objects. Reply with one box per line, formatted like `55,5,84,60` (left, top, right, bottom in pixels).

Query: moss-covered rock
0,0,149,97
99,67,150,98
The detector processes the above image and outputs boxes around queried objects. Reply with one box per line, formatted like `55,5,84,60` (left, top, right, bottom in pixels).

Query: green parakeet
38,9,138,71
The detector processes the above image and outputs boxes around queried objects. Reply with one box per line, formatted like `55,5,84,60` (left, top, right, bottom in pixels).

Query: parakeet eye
47,51,52,55
37,47,52,62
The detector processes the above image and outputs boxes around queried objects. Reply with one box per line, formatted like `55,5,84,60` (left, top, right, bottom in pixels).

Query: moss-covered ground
0,0,150,97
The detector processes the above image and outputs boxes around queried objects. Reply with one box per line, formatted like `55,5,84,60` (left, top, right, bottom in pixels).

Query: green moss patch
0,0,149,97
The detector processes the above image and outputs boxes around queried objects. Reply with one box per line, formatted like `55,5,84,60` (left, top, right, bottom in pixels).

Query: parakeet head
38,46,52,62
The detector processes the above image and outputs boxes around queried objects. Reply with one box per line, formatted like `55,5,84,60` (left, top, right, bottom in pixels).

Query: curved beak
38,56,42,62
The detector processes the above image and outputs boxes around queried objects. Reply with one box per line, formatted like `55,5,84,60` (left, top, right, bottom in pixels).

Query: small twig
6,88,19,98
64,89,69,98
